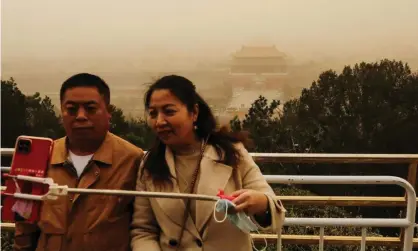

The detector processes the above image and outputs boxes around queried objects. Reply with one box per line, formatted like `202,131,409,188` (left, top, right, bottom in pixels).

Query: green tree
109,104,130,135
109,104,153,149
1,78,27,147
282,60,418,154
1,79,64,147
25,93,64,139
233,59,418,238
124,118,154,149
232,96,282,153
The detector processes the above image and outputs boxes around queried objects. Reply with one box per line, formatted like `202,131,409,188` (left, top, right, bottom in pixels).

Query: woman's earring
194,124,198,130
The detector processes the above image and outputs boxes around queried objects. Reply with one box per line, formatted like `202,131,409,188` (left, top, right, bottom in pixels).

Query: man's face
61,86,110,142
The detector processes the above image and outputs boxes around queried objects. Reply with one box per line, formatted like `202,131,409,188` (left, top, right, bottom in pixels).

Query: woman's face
147,89,198,147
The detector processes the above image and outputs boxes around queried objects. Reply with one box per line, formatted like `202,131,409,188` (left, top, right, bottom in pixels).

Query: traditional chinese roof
233,45,286,58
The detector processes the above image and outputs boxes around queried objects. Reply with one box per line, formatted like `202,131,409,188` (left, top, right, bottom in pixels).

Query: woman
131,75,285,251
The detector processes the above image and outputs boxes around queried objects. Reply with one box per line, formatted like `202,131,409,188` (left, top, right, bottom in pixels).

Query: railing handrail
2,148,417,250
267,175,416,251
2,148,418,163
1,175,416,250
1,148,14,156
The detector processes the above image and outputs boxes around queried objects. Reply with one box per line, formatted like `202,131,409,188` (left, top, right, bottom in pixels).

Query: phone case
1,135,54,223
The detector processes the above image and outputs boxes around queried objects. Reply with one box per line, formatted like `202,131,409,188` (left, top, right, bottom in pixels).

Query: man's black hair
60,73,110,105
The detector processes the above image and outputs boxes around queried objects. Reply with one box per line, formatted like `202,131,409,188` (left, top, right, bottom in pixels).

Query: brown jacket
131,143,285,251
14,132,144,251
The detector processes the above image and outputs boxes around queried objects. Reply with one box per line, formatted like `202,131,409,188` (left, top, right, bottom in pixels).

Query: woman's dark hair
141,75,252,187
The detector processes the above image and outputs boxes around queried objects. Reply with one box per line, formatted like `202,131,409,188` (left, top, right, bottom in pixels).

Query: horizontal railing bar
252,153,418,163
276,196,418,207
1,186,416,207
284,218,410,227
1,166,11,172
252,234,418,247
3,218,409,230
265,175,415,187
1,223,417,247
2,148,418,163
0,148,14,156
1,223,15,232
0,221,414,235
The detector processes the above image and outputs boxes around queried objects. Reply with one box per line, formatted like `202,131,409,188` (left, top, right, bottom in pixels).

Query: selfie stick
2,174,220,202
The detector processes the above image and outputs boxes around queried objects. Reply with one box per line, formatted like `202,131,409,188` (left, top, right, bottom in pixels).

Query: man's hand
230,189,269,215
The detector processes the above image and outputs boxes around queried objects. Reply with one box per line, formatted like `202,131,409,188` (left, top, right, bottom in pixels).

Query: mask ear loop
251,229,268,251
237,213,267,251
213,199,268,251
13,178,21,193
213,199,228,223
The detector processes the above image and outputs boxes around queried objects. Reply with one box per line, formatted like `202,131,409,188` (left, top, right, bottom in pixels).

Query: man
14,73,144,251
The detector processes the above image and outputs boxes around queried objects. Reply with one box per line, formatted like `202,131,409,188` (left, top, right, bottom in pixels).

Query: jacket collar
50,132,113,166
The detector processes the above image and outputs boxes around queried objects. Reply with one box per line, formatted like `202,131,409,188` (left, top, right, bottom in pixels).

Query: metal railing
266,175,417,251
1,148,418,250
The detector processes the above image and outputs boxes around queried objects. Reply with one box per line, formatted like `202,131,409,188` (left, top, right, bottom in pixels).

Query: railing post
360,227,367,251
406,162,418,192
400,162,417,246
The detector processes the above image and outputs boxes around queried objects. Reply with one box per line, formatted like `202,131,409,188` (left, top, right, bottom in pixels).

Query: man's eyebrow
84,101,99,105
64,100,98,105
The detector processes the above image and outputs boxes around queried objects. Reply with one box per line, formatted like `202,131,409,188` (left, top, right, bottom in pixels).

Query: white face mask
214,199,258,233
213,199,267,251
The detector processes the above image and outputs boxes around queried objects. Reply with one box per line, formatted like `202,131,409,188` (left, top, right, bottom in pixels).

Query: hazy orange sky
1,0,418,113
2,0,418,62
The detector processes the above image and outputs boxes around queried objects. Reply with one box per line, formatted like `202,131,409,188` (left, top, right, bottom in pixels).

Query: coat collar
149,144,233,239
50,132,114,166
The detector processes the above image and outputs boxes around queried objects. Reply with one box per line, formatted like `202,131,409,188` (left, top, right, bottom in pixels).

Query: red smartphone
1,136,54,223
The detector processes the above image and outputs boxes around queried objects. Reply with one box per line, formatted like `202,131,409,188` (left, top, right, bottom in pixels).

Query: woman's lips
157,130,173,139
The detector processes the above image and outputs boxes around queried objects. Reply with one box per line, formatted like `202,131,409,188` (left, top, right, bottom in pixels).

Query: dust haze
1,0,418,116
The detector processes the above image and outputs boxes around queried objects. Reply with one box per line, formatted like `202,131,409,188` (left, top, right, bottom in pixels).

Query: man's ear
106,105,112,121
193,104,199,122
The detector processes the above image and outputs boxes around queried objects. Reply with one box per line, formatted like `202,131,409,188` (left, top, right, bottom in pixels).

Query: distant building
227,45,288,89
222,45,286,119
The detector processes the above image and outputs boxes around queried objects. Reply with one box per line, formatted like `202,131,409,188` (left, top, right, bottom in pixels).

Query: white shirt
69,151,94,177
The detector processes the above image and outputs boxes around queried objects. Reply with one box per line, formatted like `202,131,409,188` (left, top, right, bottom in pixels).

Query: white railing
266,175,417,251
2,147,418,162
1,174,416,251
1,148,418,250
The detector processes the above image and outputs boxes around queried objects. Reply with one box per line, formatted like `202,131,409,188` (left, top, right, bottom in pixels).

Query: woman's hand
230,189,269,215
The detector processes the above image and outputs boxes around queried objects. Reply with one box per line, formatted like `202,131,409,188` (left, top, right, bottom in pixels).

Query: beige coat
131,143,285,251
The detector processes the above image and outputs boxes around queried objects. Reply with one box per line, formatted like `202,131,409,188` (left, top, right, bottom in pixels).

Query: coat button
169,239,178,246
195,239,202,247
